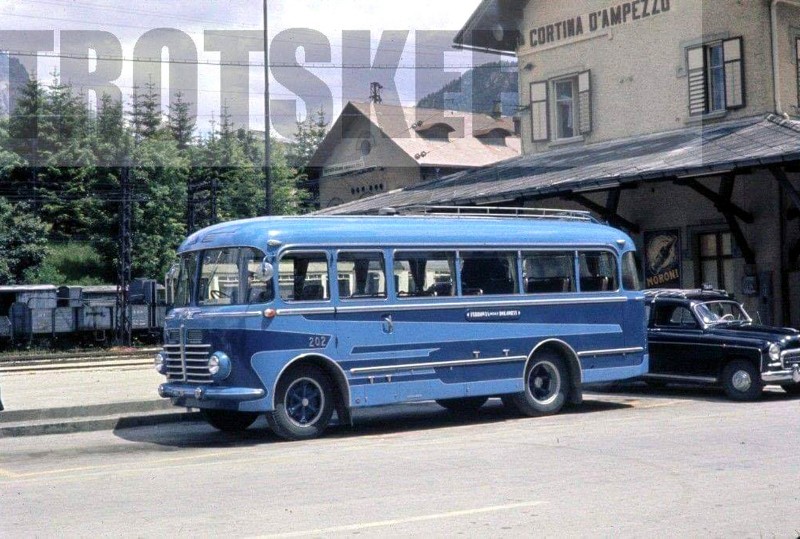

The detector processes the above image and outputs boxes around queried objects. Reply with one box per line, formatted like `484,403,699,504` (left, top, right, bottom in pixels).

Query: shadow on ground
114,397,633,449
588,380,796,404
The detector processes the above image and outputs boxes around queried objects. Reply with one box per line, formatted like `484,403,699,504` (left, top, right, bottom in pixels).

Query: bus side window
279,252,330,302
522,251,576,294
338,252,386,299
461,252,519,296
394,252,456,298
579,252,619,292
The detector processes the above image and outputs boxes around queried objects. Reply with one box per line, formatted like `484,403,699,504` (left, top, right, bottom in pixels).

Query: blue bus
156,208,647,440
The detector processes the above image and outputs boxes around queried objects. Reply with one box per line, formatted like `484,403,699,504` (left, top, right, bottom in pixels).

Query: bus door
334,251,395,384
576,251,627,365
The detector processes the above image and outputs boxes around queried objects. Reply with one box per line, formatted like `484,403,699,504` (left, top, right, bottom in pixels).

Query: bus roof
178,215,635,254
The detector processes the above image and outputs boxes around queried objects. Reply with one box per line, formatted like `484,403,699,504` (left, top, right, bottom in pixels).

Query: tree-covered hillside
0,76,324,285
417,61,519,117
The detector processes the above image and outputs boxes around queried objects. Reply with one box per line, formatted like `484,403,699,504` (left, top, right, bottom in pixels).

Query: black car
644,289,800,400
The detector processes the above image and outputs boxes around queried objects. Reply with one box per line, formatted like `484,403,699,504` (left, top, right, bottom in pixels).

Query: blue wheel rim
285,378,324,427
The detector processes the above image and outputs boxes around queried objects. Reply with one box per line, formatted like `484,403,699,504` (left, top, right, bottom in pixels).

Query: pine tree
0,197,50,284
287,108,328,171
168,91,195,150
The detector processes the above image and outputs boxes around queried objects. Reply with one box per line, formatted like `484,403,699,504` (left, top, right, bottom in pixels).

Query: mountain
417,61,519,117
0,53,30,118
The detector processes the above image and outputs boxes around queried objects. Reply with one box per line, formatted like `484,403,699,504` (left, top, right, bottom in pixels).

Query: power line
3,50,495,69
3,7,482,58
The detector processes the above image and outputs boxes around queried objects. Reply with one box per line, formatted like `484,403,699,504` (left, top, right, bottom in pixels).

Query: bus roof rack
378,205,600,223
643,288,730,299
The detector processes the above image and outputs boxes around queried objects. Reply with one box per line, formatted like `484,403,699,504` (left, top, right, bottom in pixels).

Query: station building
308,101,520,208
320,0,800,327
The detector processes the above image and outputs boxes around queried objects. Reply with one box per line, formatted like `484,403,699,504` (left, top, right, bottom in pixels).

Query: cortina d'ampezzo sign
529,0,672,49
644,229,682,288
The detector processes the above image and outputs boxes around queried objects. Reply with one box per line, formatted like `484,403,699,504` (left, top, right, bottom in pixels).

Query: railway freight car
0,279,168,348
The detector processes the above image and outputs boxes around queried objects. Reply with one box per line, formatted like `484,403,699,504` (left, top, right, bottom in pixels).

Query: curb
0,358,152,374
0,400,173,423
0,409,202,438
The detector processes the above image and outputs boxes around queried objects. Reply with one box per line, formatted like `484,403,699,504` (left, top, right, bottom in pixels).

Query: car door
648,301,706,377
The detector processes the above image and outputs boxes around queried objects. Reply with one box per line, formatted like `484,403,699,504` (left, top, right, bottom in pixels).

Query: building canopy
453,0,522,53
316,115,800,215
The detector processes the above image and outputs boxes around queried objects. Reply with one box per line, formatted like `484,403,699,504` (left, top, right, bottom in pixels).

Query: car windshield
694,301,751,325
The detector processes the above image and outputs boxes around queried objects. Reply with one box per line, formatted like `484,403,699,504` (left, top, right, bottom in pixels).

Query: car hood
705,323,800,347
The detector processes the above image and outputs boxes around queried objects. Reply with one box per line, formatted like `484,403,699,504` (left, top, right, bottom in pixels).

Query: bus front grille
162,331,213,384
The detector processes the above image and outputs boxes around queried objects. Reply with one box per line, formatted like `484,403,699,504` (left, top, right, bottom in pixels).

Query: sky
0,0,493,137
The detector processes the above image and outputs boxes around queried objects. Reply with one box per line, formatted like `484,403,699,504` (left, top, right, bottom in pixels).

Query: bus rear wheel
506,353,568,416
201,409,259,432
268,365,334,441
436,396,489,413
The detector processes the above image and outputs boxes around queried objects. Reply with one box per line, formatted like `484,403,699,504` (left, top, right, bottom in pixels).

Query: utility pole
117,159,133,347
263,0,272,216
369,82,384,104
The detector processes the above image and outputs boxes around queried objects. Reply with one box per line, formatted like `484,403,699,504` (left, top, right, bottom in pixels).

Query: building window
698,232,736,290
554,79,576,139
360,139,372,156
687,38,745,116
530,71,591,143
707,43,726,112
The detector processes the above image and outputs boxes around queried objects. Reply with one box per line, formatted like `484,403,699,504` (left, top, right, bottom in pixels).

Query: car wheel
721,360,763,401
201,409,259,432
436,396,489,413
268,365,334,441
780,383,800,396
508,353,568,416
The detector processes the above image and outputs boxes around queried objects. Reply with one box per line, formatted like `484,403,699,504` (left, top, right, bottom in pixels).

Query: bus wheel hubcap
528,361,560,404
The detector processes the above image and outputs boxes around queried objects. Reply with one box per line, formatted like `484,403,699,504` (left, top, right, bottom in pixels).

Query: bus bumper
158,383,266,403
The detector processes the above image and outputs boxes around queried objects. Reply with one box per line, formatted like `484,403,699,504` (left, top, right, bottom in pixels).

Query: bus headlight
154,352,168,375
768,343,781,362
208,352,232,381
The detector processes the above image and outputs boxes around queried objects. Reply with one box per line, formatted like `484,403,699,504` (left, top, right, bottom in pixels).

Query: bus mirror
258,259,275,281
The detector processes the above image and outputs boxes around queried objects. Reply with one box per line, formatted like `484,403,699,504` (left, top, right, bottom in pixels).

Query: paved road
1,385,799,537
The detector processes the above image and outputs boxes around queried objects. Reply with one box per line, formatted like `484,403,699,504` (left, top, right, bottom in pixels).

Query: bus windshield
177,248,273,307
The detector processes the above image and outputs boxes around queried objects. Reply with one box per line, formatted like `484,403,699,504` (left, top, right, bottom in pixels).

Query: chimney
491,100,503,120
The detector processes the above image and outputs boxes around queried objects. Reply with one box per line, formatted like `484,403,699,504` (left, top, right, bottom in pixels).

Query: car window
654,304,697,328
695,301,750,324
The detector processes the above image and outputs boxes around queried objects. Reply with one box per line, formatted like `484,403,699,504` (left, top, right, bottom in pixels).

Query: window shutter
796,38,800,107
530,81,550,142
723,38,745,109
578,70,592,134
687,46,707,116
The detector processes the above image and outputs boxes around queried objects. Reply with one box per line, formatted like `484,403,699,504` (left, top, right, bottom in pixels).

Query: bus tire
201,409,259,432
268,365,334,441
721,359,762,401
435,396,489,413
510,352,568,416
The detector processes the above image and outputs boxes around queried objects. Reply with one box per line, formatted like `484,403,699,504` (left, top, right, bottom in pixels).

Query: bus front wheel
268,364,334,441
506,353,568,416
